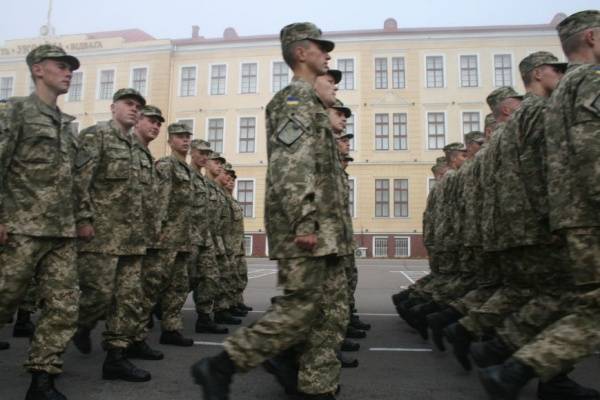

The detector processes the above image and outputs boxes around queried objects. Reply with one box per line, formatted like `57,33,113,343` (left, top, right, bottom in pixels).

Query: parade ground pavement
1,258,599,400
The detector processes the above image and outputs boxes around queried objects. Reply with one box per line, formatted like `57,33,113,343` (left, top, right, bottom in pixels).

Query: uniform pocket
17,123,59,164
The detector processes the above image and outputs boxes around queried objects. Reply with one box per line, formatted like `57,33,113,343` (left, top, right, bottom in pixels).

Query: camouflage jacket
74,120,145,255
461,146,487,248
341,170,356,251
422,179,440,249
264,78,351,259
432,168,460,252
0,94,77,237
190,166,211,248
226,193,246,256
546,63,600,231
155,153,194,252
134,136,160,247
206,178,228,255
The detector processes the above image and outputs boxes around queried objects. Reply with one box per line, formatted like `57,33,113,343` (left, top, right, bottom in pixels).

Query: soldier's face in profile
207,159,224,176
32,59,73,95
191,149,210,167
314,75,336,107
168,133,191,155
537,65,564,92
336,136,351,156
136,116,162,143
466,141,482,159
303,40,330,75
328,108,347,134
112,98,143,128
226,176,235,192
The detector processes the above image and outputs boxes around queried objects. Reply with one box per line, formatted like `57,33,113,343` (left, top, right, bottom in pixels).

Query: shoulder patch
286,96,300,107
277,118,304,146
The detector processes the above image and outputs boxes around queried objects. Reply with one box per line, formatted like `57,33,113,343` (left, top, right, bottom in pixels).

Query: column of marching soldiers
390,9,600,400
0,20,373,400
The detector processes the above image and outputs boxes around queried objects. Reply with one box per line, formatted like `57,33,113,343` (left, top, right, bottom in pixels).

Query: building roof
86,29,156,42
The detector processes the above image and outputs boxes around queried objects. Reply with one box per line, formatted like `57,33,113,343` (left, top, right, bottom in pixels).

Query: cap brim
309,38,335,52
332,106,352,118
327,69,342,84
116,94,147,107
338,133,354,140
53,55,80,71
547,62,568,72
143,114,165,123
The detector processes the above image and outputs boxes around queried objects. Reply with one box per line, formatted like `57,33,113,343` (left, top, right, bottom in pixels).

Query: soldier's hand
77,224,95,241
0,224,8,245
294,234,317,251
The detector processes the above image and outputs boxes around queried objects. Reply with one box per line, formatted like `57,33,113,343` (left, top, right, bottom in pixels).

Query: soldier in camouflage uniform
0,44,80,400
188,139,229,334
480,11,600,400
72,88,152,382
192,22,351,400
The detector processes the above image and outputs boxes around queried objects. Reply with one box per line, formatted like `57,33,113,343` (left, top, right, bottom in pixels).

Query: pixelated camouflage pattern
134,136,160,246
190,242,221,314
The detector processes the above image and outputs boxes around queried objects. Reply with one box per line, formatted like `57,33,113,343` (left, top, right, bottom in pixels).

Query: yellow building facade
0,15,566,257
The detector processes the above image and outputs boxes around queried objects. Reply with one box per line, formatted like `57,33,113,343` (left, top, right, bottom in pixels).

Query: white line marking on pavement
194,341,224,346
370,347,432,352
399,271,415,284
247,268,277,279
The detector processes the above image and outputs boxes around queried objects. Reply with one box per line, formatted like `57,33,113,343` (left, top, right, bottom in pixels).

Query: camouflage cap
26,44,80,70
519,51,567,77
486,86,523,110
190,139,212,152
443,142,467,153
343,155,354,162
326,69,342,84
140,105,165,122
464,131,485,144
331,99,352,118
280,22,335,52
337,132,354,140
224,163,236,177
167,122,193,135
484,113,496,130
556,10,600,43
208,152,226,163
431,156,447,174
113,88,146,107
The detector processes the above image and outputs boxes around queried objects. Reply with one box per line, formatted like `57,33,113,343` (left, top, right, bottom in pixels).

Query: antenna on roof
39,0,56,37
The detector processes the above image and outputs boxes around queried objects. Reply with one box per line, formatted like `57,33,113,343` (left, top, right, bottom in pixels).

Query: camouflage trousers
215,254,236,311
0,235,79,374
189,244,221,315
232,255,248,305
19,276,39,313
341,255,358,311
136,249,190,338
514,228,600,381
224,255,348,395
78,252,145,349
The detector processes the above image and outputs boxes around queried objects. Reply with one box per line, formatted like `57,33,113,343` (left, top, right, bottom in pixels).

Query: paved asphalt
1,258,598,399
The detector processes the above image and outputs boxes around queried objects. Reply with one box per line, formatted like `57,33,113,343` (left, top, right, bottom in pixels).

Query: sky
1,0,599,44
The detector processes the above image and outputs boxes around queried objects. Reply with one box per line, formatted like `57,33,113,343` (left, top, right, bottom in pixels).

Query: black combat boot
160,330,194,347
262,350,300,395
426,307,463,351
13,309,35,338
191,351,236,400
0,341,9,350
237,303,253,311
345,326,366,339
228,305,248,317
336,351,358,368
349,314,371,331
341,339,360,352
299,392,337,399
214,310,242,325
478,357,536,400
470,336,512,368
25,371,66,400
195,313,229,334
391,290,411,307
537,374,600,400
72,326,92,354
102,348,151,382
443,322,473,371
408,301,440,340
125,340,164,360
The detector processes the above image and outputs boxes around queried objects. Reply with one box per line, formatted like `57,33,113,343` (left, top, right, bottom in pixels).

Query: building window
346,115,355,151
428,177,437,193
240,62,257,94
392,57,406,89
68,71,83,102
337,59,354,90
98,70,114,100
460,55,478,87
243,235,253,257
239,117,256,153
393,113,408,150
131,67,148,95
272,61,289,92
426,56,444,88
375,179,390,217
180,66,196,97
462,112,481,134
375,113,389,150
374,57,388,89
348,178,355,218
207,118,224,153
0,77,14,100
394,179,409,217
374,237,388,257
494,54,513,87
210,64,227,95
177,119,195,135
427,112,446,150
237,180,254,218
394,237,410,257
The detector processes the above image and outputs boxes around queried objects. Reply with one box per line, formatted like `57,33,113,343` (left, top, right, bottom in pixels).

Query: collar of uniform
133,132,152,153
171,151,188,165
191,164,204,176
108,119,132,143
29,93,64,124
566,62,584,73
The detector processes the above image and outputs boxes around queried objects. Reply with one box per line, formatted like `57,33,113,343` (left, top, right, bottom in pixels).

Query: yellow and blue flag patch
286,96,300,107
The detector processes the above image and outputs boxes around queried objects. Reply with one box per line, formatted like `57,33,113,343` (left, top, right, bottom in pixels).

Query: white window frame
492,52,515,88
460,110,483,137
205,117,226,154
335,56,358,91
239,61,259,94
270,60,290,93
208,63,228,96
425,111,448,150
236,115,258,154
96,67,117,100
243,235,253,257
176,118,196,138
373,236,389,258
374,178,391,218
427,177,437,193
348,177,357,219
0,74,15,100
67,70,85,102
374,112,390,151
347,112,359,152
391,55,407,89
424,54,446,89
178,64,198,97
393,178,410,218
235,177,256,219
392,112,409,151
129,65,150,97
394,236,411,258
457,53,480,88
373,57,388,90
